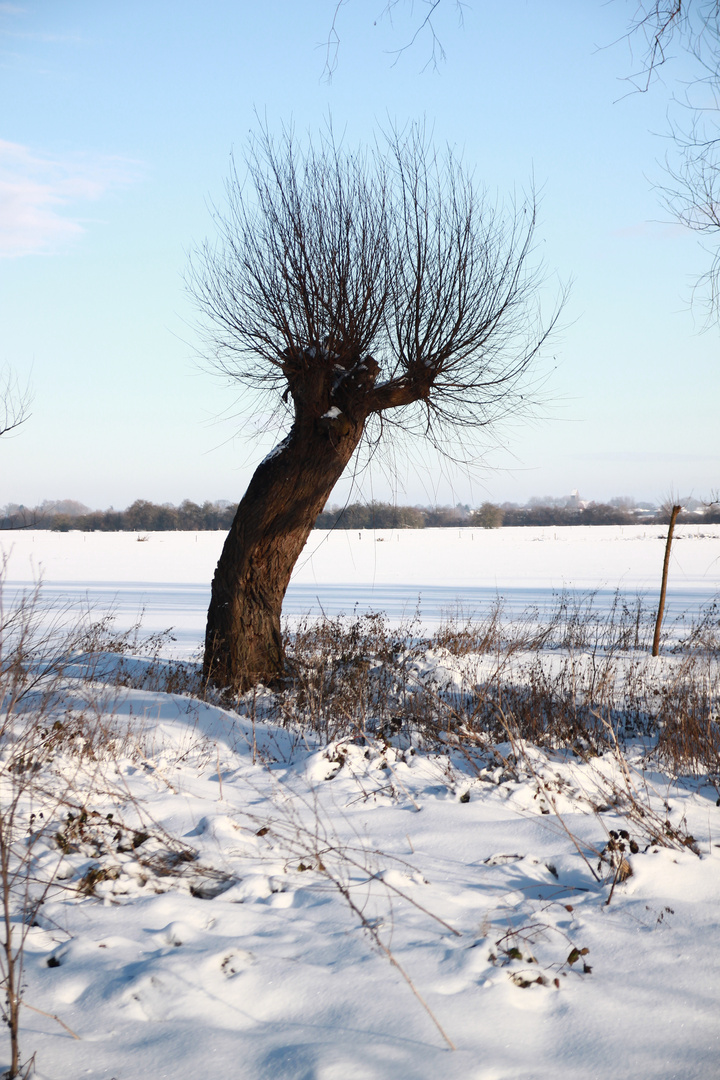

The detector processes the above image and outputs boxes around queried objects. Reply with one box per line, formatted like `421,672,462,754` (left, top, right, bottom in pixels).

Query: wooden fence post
652,504,682,657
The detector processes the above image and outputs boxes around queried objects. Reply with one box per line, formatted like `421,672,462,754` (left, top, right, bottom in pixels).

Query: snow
260,434,291,466
3,523,718,595
1,526,719,1078
2,524,719,650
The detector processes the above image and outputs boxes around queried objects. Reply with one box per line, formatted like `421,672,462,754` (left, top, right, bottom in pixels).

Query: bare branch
0,368,32,439
188,120,561,456
322,0,346,80
321,0,466,79
621,1,686,90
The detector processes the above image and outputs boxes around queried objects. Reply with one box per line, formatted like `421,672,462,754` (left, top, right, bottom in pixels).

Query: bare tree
188,122,561,692
0,369,31,440
324,4,720,316
621,2,720,313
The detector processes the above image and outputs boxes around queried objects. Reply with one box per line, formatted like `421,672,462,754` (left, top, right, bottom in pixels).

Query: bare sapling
0,572,88,1078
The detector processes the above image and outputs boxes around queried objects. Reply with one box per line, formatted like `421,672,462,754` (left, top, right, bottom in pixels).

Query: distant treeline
316,500,720,529
2,498,719,532
315,502,459,529
1,499,239,532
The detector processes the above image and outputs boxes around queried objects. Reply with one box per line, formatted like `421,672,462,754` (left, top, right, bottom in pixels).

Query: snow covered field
3,525,719,654
1,527,719,1079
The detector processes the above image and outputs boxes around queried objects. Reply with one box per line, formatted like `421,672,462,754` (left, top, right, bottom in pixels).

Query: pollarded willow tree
189,123,561,692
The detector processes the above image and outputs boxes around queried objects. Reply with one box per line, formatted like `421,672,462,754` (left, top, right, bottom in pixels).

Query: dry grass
0,575,206,1078
265,592,720,776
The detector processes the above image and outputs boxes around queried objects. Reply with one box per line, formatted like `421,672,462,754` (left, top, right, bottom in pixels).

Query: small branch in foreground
328,869,457,1050
21,1002,81,1041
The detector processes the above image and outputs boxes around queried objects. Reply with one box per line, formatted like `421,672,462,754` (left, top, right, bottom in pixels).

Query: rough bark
203,353,374,692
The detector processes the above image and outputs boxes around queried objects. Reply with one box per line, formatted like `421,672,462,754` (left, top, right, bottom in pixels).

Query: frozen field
1,525,719,1079
2,525,719,655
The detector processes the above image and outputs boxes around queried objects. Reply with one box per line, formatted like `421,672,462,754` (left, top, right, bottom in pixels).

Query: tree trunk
203,415,364,692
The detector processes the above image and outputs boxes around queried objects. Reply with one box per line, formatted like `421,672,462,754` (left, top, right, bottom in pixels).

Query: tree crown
189,121,561,452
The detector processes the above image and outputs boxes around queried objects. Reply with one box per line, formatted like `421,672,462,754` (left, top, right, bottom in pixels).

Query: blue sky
1,1,718,510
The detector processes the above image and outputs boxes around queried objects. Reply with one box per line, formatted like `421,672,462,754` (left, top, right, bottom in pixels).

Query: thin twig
21,1002,81,1041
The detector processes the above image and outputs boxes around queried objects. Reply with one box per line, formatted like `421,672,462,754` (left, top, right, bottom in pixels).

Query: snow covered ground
1,527,719,1079
3,525,720,652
